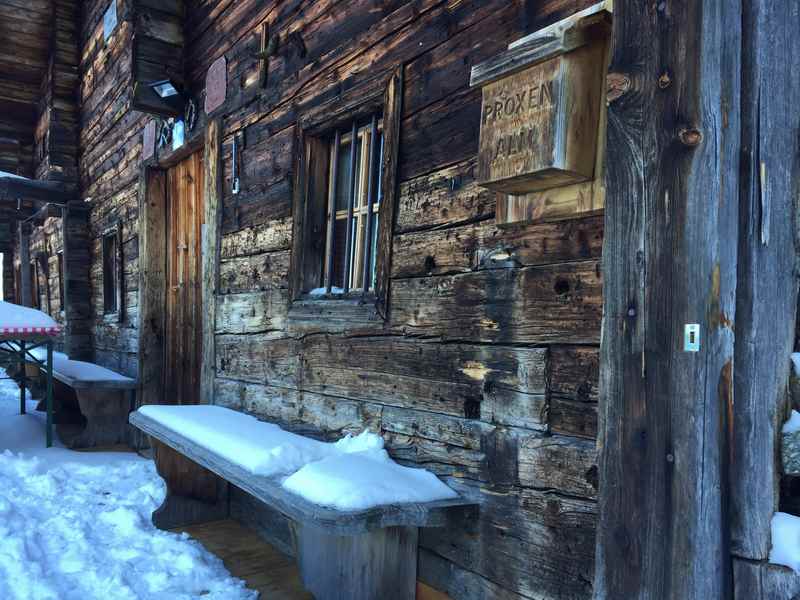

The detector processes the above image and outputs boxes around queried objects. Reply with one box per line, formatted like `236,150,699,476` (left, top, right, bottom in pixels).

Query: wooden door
165,152,205,404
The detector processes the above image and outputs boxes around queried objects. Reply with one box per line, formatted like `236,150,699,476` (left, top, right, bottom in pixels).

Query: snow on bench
29,347,138,448
130,404,475,600
30,348,137,390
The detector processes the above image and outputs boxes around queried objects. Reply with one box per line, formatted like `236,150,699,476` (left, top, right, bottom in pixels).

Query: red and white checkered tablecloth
0,326,61,335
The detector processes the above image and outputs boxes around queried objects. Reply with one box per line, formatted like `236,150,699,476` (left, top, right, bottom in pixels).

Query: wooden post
18,222,31,307
594,1,741,598
138,168,168,413
61,205,70,346
200,120,222,405
729,0,800,563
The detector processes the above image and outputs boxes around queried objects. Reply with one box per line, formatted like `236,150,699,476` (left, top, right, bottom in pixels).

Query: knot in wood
678,127,702,147
657,72,671,89
606,72,631,104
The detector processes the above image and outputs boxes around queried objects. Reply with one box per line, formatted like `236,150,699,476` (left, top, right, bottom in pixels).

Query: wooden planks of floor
176,519,453,600
78,448,453,599
175,519,313,599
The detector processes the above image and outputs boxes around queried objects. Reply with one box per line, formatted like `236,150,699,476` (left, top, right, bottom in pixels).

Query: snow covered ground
0,373,256,600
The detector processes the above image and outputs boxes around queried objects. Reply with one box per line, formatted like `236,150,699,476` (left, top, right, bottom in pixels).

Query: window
290,68,402,319
30,261,40,309
318,117,383,295
57,252,64,312
102,231,118,314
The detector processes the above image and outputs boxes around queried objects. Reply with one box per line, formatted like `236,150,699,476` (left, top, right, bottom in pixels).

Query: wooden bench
130,409,476,600
45,358,138,448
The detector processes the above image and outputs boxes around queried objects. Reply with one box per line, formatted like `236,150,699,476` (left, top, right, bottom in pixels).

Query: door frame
138,120,222,409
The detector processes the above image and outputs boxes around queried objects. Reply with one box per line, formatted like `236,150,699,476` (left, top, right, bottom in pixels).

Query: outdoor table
0,325,60,447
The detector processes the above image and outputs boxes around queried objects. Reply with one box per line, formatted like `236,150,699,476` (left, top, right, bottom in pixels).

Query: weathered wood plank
420,479,596,600
137,169,167,408
392,260,602,344
395,158,495,234
392,213,603,278
218,250,290,294
730,0,800,562
201,119,222,404
215,289,289,334
595,0,741,597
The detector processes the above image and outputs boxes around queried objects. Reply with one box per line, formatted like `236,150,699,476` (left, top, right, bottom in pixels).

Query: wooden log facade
1,0,798,598
82,1,602,597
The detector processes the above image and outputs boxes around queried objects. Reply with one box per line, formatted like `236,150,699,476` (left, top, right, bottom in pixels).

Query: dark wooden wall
81,1,602,597
80,0,146,374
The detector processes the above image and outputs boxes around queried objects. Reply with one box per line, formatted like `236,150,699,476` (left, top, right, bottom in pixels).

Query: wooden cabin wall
76,0,603,597
193,2,601,599
18,0,88,358
79,0,145,376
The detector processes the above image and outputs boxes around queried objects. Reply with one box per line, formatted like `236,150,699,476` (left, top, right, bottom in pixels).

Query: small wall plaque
205,56,227,115
142,120,156,161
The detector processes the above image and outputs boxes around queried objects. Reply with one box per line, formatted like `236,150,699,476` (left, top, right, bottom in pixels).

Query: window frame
30,259,40,310
57,251,64,313
101,224,124,319
289,67,402,323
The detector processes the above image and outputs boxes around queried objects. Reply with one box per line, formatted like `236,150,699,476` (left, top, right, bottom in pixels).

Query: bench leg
151,439,230,530
292,523,418,600
56,389,132,448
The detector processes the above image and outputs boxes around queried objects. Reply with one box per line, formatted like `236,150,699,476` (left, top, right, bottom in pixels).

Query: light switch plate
684,324,700,352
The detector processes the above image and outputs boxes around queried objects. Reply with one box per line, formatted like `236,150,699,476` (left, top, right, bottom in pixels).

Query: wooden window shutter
130,0,185,117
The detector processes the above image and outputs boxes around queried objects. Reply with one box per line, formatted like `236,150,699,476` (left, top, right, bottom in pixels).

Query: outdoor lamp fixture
150,79,181,98
147,79,185,114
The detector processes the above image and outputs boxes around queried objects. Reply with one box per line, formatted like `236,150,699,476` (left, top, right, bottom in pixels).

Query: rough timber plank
137,169,167,408
391,260,602,344
595,0,741,598
729,0,800,561
201,120,222,404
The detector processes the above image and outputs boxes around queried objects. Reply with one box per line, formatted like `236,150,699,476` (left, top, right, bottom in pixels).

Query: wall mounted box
470,2,611,223
476,42,604,194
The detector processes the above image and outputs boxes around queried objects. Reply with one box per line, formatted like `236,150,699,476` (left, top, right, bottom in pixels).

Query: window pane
330,216,348,290
319,116,384,295
375,133,385,205
369,210,379,291
334,138,362,213
103,234,117,313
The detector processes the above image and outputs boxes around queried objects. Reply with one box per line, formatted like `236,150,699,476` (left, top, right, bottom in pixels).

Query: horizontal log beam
0,176,72,204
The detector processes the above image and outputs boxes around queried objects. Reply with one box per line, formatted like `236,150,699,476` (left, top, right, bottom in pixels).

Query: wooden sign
476,42,604,194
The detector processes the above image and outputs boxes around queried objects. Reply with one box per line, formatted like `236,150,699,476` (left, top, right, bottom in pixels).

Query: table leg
19,340,25,415
46,341,53,448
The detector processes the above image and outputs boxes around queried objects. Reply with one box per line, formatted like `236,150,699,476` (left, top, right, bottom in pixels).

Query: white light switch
684,324,700,352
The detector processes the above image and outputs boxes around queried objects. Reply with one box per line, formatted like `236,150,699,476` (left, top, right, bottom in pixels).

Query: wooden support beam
594,1,741,598
0,176,70,204
201,120,222,404
137,168,168,411
27,202,62,226
729,0,800,562
18,221,31,307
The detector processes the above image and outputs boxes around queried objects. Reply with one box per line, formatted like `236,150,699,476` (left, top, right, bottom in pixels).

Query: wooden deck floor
77,447,452,599
176,519,313,600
